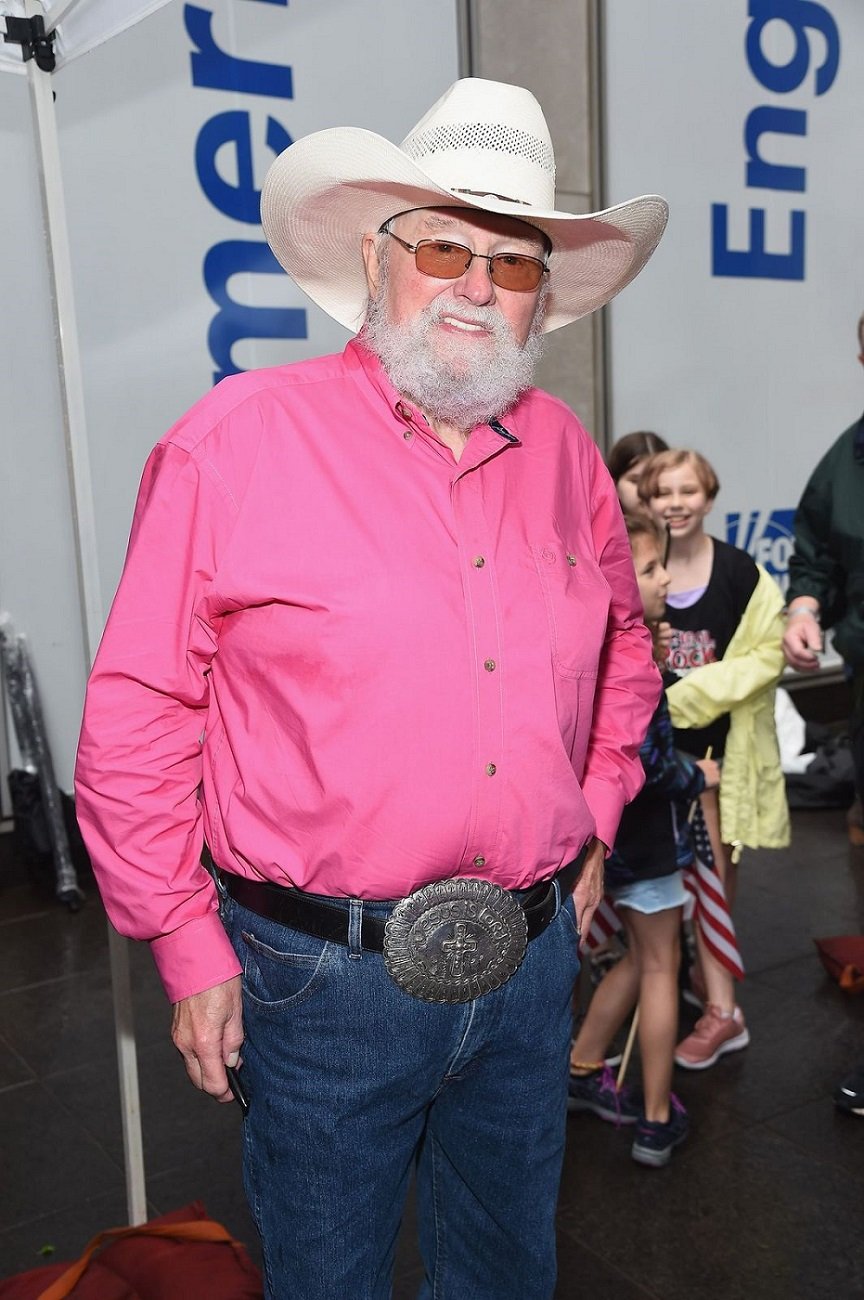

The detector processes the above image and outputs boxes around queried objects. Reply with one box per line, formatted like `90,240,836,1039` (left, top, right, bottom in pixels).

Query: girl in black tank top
638,448,755,1071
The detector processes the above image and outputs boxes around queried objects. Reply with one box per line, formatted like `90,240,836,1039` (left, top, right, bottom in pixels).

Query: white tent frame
0,0,175,1226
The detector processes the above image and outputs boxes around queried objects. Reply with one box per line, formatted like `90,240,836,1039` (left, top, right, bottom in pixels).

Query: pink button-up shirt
75,339,659,1002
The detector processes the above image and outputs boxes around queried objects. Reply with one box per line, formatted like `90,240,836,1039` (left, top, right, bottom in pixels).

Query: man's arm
786,438,844,665
75,436,243,1005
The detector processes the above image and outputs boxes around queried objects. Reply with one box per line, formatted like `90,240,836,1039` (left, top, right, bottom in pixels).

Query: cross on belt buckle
441,921,478,978
382,878,529,1004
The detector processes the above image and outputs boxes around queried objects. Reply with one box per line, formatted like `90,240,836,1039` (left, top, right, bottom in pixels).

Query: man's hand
782,607,822,672
171,975,244,1103
571,837,606,949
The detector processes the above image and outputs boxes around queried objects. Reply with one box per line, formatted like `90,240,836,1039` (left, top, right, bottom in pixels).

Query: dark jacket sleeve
786,435,847,624
640,695,707,802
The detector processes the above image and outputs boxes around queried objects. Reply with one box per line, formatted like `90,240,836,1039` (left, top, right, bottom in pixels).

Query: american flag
682,804,745,981
585,895,624,950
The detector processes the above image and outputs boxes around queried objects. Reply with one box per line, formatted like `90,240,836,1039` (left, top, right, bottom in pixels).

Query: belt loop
552,877,562,917
348,899,363,959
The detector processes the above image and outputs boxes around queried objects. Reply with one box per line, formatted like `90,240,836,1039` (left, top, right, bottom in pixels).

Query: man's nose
454,253,496,304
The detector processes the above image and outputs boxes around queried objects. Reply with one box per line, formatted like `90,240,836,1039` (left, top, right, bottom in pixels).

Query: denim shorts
610,869,687,915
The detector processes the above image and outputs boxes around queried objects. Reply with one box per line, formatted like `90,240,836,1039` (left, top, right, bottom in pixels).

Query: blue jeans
220,883,581,1300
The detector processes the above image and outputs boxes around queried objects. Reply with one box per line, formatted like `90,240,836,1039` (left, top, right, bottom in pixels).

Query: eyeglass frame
378,221,550,292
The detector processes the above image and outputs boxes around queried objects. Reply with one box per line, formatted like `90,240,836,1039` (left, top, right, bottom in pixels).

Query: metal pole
456,0,475,77
589,0,611,453
24,0,147,1226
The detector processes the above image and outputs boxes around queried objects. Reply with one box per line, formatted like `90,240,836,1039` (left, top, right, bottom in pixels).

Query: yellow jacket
666,565,790,850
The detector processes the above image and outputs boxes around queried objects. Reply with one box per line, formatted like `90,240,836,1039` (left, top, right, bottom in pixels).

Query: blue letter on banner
711,205,805,280
204,241,307,384
746,0,840,96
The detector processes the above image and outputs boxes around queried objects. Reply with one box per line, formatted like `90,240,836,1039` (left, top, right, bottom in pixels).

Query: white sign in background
0,0,461,788
602,0,864,592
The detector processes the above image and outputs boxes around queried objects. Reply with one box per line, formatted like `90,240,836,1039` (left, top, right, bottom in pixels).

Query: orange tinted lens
489,255,545,291
415,241,472,279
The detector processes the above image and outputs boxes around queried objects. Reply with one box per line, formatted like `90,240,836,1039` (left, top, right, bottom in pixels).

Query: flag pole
615,1005,640,1092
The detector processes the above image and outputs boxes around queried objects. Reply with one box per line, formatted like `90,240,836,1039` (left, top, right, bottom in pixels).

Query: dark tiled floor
1,810,864,1297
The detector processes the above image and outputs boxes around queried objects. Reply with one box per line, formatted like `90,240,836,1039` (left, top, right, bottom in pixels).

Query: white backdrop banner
602,0,863,594
0,0,461,786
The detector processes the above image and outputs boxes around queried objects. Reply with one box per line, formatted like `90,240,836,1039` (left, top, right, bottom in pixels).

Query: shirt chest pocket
531,542,612,678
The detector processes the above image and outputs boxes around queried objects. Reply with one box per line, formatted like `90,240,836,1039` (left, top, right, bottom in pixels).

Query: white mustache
425,300,509,335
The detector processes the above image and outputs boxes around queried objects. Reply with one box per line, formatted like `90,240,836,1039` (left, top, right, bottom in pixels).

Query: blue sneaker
631,1095,689,1167
567,1066,640,1126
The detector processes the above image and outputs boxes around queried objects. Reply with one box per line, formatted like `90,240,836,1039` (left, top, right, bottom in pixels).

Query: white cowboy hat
261,77,668,334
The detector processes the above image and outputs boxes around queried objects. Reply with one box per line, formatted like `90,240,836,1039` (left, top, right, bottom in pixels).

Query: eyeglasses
380,224,548,292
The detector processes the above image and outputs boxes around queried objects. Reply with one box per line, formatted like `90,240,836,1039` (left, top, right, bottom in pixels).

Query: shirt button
473,855,487,868
566,553,577,566
396,401,410,419
485,762,497,776
484,659,496,672
473,556,486,568
403,430,413,441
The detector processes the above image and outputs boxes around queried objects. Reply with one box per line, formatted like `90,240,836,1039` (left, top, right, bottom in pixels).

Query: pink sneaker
674,1004,750,1070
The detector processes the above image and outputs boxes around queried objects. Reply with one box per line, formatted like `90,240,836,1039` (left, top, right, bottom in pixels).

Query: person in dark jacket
783,309,864,1117
784,309,864,839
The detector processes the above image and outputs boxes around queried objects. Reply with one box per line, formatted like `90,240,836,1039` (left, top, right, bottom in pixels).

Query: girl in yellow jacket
640,448,789,1070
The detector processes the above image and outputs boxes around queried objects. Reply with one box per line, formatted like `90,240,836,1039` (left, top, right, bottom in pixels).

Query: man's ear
362,234,381,297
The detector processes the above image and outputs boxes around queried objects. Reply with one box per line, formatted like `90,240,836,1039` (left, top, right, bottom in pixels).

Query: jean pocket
240,926,333,1012
558,891,582,942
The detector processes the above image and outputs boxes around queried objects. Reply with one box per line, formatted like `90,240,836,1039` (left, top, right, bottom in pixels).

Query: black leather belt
219,849,586,954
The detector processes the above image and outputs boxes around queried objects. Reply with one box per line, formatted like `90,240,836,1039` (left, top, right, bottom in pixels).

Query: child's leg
622,905,681,1123
570,949,639,1071
694,923,737,1013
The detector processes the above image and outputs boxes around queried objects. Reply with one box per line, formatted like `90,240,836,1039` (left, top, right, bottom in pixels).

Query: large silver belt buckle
383,878,528,1004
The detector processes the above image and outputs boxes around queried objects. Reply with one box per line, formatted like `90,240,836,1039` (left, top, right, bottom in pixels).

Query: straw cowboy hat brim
261,80,668,334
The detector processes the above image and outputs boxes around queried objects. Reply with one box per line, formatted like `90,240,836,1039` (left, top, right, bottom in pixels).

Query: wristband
785,607,820,623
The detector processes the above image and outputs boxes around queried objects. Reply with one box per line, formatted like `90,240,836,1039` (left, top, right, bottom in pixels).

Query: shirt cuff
151,910,243,1003
580,778,625,857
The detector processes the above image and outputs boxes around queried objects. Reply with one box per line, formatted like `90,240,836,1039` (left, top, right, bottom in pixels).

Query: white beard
363,272,547,433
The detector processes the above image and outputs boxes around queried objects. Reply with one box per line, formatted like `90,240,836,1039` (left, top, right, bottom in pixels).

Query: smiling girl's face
648,462,713,542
